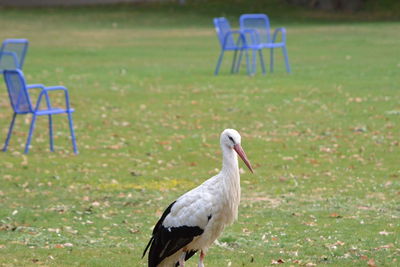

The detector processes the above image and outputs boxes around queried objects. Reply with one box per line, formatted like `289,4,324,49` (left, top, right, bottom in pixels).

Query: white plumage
143,129,253,267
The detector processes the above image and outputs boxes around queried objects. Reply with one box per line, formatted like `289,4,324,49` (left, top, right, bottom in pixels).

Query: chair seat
261,42,285,48
35,108,74,116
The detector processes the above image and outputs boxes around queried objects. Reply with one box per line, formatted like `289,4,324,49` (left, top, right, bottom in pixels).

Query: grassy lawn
0,2,399,266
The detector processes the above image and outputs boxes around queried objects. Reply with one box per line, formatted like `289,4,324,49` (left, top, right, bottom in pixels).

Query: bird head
221,129,253,173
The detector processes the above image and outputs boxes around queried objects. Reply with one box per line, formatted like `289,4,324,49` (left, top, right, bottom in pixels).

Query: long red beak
233,144,254,173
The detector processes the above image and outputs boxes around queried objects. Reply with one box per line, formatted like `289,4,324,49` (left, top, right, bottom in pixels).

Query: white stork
142,129,253,267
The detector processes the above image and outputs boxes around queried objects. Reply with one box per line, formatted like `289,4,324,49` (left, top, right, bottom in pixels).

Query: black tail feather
142,236,154,259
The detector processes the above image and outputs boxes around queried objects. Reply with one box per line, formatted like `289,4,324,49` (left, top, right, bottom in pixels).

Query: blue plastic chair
240,14,291,73
2,69,78,154
0,39,29,71
214,17,265,75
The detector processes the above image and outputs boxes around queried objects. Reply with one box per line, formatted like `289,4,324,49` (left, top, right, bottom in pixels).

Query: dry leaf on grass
271,259,285,264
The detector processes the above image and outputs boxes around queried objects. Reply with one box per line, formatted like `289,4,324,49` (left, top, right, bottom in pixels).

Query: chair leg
270,48,274,73
48,115,54,152
245,49,251,75
214,50,225,75
25,114,37,154
251,50,257,75
3,112,17,152
282,46,291,73
235,49,243,73
67,112,78,154
258,50,266,75
231,50,238,74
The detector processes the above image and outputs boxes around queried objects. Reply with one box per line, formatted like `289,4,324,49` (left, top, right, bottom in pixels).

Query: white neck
219,145,241,223
221,145,239,174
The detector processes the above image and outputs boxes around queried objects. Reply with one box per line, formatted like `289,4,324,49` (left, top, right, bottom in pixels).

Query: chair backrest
0,39,29,71
213,17,237,49
3,69,33,114
240,14,271,44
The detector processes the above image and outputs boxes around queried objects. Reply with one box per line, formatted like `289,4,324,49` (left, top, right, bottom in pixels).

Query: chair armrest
43,86,68,92
272,27,287,43
221,30,250,48
226,30,244,35
28,84,50,108
34,85,72,111
27,84,45,90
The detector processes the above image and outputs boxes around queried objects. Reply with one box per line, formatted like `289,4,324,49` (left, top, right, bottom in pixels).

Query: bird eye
228,136,234,143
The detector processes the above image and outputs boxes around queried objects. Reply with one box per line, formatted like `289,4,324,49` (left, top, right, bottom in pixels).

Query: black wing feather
142,201,176,259
143,201,205,267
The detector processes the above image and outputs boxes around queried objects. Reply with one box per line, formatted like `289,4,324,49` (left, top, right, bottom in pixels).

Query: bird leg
198,250,205,267
179,251,186,267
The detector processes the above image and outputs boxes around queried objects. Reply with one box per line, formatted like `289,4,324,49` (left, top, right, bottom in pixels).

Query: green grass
0,2,399,266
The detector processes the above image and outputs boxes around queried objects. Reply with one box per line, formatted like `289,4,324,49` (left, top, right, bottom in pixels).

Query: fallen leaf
348,97,362,103
375,243,394,250
358,206,372,210
271,259,285,264
129,229,139,234
91,201,100,207
379,231,391,236
157,140,171,145
367,258,377,267
303,221,317,226
360,255,368,260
